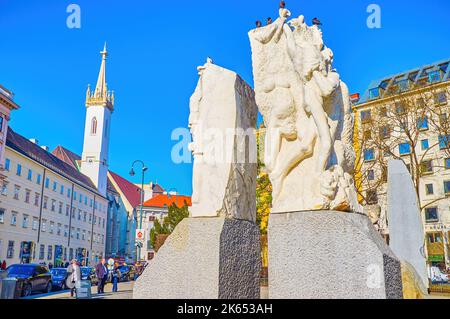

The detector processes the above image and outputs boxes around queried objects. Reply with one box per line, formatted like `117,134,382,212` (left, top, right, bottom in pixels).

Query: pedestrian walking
111,262,121,293
1,260,6,270
48,262,53,269
95,258,108,294
66,259,81,298
64,261,69,268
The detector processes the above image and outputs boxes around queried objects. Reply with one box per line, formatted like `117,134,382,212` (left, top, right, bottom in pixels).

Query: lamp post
130,160,148,262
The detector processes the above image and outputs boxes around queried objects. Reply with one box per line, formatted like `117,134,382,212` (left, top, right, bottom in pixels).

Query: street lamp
130,160,148,262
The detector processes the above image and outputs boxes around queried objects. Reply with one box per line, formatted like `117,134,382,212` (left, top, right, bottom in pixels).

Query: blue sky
1,0,449,195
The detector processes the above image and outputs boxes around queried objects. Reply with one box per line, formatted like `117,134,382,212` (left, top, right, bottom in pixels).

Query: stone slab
133,217,261,299
268,211,403,299
387,160,428,290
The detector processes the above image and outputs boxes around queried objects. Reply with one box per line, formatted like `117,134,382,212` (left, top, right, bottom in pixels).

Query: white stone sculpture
248,7,362,213
188,59,258,221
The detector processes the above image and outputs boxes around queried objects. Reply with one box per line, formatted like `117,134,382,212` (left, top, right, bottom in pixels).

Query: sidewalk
33,281,134,299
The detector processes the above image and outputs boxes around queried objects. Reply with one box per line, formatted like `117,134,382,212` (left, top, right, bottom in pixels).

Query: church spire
86,43,114,112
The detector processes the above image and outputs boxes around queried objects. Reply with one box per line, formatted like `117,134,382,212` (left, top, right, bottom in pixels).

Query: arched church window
91,117,97,135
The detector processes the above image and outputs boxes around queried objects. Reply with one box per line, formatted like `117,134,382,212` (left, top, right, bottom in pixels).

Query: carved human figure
249,6,362,213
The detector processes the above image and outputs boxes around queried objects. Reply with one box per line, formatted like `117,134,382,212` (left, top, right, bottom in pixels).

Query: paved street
29,281,134,300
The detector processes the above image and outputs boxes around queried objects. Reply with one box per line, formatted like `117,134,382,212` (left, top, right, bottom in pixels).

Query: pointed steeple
86,43,114,112
94,42,108,98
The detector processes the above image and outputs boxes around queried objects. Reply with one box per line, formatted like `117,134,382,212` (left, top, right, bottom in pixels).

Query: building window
32,218,38,230
69,248,73,260
57,223,61,236
4,158,10,171
10,212,17,226
435,92,447,105
445,158,450,170
49,222,54,234
83,212,87,222
36,174,41,185
45,178,49,189
421,139,429,151
7,241,14,259
16,164,21,176
34,193,40,206
82,230,86,240
42,219,47,232
43,196,48,209
366,190,378,205
444,180,450,195
420,160,433,174
84,196,88,205
91,117,98,135
361,110,372,123
78,210,81,221
25,189,31,203
367,170,375,181
79,194,82,203
439,135,450,150
39,244,45,260
1,182,8,196
60,185,64,195
427,232,443,244
425,184,434,195
52,181,57,191
399,143,411,155
51,200,56,212
364,149,375,161
417,116,429,130
47,246,53,261
13,185,20,200
66,205,70,216
64,225,68,237
368,88,380,100
0,208,4,223
22,215,29,228
379,126,390,139
58,202,63,214
27,169,32,181
67,188,71,198
424,207,439,222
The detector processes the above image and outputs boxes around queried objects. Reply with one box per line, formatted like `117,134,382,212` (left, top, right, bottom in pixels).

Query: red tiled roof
52,145,81,169
108,171,142,208
6,128,100,195
143,194,191,208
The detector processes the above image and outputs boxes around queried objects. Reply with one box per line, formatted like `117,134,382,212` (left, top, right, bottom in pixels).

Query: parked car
118,265,136,282
80,267,98,286
5,264,52,297
50,268,68,290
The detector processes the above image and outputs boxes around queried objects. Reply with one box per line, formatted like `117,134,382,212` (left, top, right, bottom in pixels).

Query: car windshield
7,265,34,277
50,269,67,276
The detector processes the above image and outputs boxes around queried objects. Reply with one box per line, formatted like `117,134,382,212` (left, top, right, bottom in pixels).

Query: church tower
81,43,114,196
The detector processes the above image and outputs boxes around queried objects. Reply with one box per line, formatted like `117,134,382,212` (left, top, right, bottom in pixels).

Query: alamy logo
66,4,81,29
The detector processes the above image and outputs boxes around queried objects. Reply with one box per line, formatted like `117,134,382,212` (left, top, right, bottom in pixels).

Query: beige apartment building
0,129,108,265
354,59,450,271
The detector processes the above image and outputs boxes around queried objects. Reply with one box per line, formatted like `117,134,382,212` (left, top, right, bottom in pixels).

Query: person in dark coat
95,258,108,294
111,262,121,293
66,259,81,298
1,260,6,270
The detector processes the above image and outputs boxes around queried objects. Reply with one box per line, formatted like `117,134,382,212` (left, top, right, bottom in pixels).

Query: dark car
118,265,136,282
5,264,52,297
50,268,68,290
80,267,98,286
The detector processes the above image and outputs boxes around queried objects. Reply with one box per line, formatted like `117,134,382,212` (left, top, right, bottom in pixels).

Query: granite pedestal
133,217,261,299
268,211,403,299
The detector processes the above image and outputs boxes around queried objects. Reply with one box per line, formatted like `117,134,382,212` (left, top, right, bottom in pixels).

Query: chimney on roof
29,138,39,145
41,145,50,152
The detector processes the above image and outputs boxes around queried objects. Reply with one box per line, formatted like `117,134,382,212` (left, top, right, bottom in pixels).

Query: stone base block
268,211,403,299
133,217,261,299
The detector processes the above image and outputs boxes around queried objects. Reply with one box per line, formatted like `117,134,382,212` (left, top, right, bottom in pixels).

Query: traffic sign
136,229,145,241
